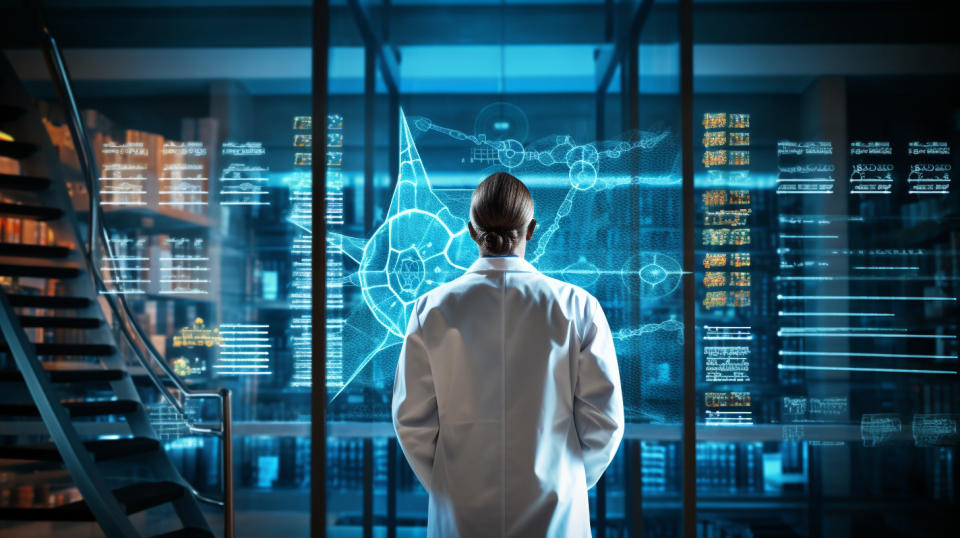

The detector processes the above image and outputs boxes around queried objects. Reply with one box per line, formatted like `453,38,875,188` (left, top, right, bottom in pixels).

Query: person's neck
479,246,525,258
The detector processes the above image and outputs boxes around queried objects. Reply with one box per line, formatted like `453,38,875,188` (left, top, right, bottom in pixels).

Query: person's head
468,172,536,257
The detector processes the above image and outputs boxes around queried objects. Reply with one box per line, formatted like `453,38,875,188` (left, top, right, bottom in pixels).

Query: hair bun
481,231,505,253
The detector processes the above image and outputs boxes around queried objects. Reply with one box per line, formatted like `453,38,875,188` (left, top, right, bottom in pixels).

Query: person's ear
526,219,536,241
468,221,479,244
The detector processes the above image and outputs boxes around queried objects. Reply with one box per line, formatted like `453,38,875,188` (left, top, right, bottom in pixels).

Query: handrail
34,16,219,428
29,3,233,536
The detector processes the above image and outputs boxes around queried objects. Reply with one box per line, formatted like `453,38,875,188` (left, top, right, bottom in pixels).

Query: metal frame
314,2,401,537
679,1,696,537
311,1,329,538
594,0,655,100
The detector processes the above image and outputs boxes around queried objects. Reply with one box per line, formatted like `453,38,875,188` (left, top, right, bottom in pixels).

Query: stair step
18,315,101,329
0,104,25,122
0,173,51,191
0,243,71,258
6,294,92,309
0,342,116,356
151,529,215,538
0,140,38,159
0,437,159,463
0,202,63,221
0,480,184,521
0,263,80,278
0,367,125,383
0,399,139,418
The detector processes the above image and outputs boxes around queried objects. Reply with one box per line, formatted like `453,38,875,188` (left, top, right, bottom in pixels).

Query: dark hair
470,172,534,255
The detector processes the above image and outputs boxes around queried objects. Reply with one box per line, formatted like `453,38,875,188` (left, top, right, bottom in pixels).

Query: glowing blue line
287,217,312,234
779,351,957,360
778,333,952,339
777,276,954,281
530,187,578,264
779,327,907,332
778,295,955,301
331,333,397,402
778,364,956,375
852,266,919,270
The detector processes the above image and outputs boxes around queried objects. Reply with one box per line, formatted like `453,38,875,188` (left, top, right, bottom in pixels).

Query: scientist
392,171,624,537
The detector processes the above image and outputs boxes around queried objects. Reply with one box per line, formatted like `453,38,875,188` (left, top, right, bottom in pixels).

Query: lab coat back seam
499,270,506,538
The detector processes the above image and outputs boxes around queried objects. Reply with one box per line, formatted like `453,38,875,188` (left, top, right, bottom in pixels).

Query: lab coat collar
466,255,539,274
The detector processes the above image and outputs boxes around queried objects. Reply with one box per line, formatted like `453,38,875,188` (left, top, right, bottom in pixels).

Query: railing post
222,388,235,538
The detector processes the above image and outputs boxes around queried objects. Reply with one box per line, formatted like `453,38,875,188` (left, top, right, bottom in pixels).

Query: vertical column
679,0,696,536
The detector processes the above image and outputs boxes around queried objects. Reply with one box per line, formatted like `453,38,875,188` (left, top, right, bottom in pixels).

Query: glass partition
693,1,959,536
325,0,684,535
3,1,313,536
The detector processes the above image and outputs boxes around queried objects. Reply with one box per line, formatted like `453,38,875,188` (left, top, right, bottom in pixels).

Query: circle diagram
569,160,598,191
475,102,529,143
620,252,682,298
564,144,600,167
561,257,601,289
497,139,526,168
359,209,465,337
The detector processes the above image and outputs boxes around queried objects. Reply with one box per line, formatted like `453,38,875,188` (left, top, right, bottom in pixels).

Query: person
392,171,624,538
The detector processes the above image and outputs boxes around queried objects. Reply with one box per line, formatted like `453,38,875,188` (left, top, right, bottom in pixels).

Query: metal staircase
0,9,233,538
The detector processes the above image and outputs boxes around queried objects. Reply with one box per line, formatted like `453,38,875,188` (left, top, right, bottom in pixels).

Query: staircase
0,16,231,538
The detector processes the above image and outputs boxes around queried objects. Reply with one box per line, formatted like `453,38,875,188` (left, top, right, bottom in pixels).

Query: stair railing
30,5,234,537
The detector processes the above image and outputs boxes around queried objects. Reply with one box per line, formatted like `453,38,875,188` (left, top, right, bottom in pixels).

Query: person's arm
391,299,439,493
573,297,625,489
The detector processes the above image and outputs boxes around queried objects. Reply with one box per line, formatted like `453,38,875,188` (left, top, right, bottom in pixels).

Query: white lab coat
392,255,624,538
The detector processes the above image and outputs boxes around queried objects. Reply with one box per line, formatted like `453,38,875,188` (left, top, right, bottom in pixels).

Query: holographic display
849,141,893,195
860,414,902,447
101,234,149,295
327,108,683,422
217,323,271,376
99,141,148,207
907,141,951,195
287,115,318,389
160,141,208,209
159,236,209,296
219,142,269,206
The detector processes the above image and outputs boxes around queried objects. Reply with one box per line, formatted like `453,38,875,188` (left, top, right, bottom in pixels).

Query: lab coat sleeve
392,299,439,493
573,297,625,489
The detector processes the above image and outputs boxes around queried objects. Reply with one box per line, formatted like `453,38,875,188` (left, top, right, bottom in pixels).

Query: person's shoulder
414,270,476,307
533,272,601,308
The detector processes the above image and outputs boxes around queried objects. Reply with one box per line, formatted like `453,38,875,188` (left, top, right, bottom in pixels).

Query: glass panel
694,2,959,536
325,1,683,535
3,1,312,536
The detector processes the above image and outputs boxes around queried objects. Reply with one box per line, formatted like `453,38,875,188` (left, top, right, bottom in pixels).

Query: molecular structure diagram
329,109,682,401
